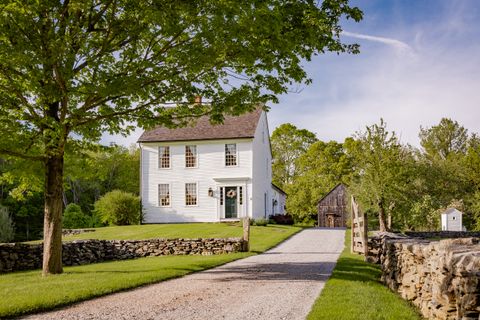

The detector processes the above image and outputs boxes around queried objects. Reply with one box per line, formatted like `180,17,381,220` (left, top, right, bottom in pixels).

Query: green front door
225,186,238,218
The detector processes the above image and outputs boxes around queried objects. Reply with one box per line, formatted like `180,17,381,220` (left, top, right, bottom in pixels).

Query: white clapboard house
138,107,286,223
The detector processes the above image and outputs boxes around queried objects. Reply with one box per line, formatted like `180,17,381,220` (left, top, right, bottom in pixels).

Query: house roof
271,183,287,196
441,208,463,215
138,108,263,143
317,183,346,205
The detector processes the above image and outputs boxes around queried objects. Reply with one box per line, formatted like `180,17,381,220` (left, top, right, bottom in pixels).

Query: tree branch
0,148,45,161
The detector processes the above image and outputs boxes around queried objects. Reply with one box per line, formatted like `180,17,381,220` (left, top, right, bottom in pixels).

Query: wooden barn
317,184,348,228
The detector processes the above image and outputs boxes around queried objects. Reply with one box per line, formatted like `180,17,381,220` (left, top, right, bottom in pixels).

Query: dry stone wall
404,231,480,239
0,238,244,274
370,234,480,320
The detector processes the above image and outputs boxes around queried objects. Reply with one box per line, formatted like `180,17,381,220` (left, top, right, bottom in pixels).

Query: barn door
327,216,335,228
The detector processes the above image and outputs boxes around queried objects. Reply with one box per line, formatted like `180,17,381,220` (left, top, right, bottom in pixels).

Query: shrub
269,214,294,225
251,218,269,226
0,206,15,243
87,212,104,228
63,204,90,229
94,190,141,226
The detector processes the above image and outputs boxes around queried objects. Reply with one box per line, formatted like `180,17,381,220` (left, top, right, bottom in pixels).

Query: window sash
225,144,237,166
239,186,243,205
158,184,170,207
220,187,224,205
185,183,197,206
185,145,197,168
159,146,170,168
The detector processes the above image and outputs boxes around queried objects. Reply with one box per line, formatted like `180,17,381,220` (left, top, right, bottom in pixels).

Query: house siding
141,139,253,223
251,112,273,219
271,187,286,215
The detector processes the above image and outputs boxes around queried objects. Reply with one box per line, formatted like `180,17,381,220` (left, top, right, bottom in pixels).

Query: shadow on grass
329,256,382,283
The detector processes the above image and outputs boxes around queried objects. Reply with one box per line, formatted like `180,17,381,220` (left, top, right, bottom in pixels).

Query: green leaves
0,0,363,159
94,190,141,226
271,123,318,188
420,118,468,160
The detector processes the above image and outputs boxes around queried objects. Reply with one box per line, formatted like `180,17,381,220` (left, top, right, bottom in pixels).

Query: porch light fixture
208,187,214,197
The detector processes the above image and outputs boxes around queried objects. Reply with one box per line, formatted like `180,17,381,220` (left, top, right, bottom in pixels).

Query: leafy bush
0,206,15,243
63,204,90,229
94,190,141,226
250,218,269,226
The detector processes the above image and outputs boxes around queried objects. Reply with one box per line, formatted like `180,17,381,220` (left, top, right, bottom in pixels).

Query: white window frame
158,146,171,169
185,182,198,206
185,145,198,168
225,143,238,167
158,183,171,207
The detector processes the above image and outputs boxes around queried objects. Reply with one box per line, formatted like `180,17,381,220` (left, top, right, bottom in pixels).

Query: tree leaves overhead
0,0,362,159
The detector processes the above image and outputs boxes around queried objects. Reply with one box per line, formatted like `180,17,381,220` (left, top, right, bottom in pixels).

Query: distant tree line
271,119,480,231
0,144,139,241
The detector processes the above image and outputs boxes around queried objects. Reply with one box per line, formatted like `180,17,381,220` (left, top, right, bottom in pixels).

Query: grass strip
1,224,300,318
307,230,423,320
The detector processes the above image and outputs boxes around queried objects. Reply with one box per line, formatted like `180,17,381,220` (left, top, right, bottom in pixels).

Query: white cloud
342,31,414,55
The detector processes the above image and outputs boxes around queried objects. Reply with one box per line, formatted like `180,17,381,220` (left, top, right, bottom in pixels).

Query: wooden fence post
351,196,355,253
243,217,250,252
363,213,369,257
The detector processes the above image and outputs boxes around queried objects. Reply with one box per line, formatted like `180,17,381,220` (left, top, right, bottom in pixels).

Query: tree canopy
420,118,468,160
271,123,318,189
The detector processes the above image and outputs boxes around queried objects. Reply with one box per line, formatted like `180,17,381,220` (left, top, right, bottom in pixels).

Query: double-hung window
185,145,197,168
225,143,237,166
185,183,197,206
159,146,170,168
158,184,170,207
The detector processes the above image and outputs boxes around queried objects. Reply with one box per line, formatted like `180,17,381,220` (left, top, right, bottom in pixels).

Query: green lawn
307,230,423,320
1,224,301,318
61,223,251,241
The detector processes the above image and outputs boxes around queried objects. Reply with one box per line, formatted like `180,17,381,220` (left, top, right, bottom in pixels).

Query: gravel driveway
23,228,345,320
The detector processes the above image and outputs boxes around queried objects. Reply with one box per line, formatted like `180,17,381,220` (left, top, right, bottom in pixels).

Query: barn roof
317,183,346,205
138,108,263,143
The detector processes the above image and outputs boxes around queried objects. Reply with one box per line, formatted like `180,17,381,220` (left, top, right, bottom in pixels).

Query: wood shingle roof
138,108,263,143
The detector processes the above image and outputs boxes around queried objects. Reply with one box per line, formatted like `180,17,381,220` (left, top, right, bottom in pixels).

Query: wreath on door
226,189,237,198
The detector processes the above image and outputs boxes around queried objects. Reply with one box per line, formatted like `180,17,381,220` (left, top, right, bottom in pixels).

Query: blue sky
104,0,480,147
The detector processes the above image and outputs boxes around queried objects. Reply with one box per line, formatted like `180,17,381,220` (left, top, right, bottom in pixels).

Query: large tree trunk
42,153,64,276
378,199,389,232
